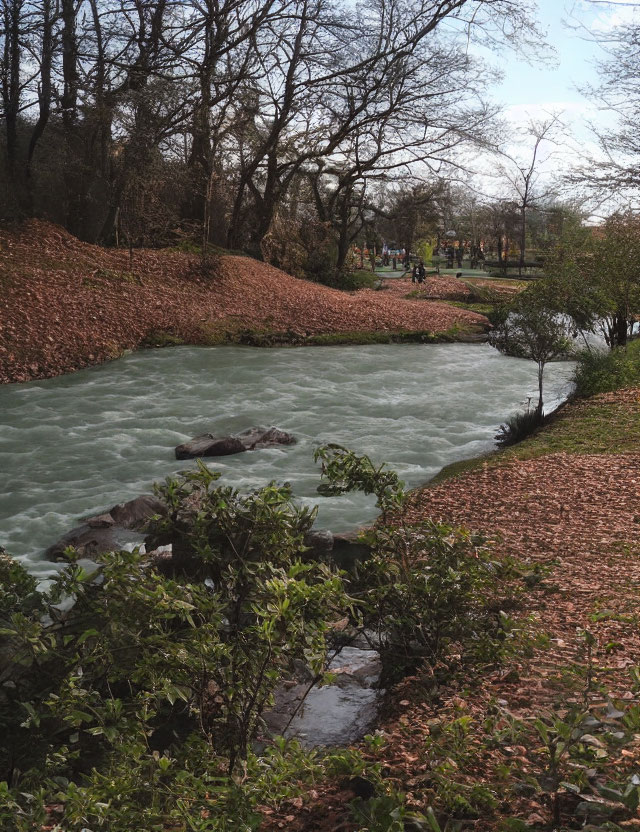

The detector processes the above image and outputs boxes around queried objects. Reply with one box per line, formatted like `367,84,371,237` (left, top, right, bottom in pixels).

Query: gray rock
175,426,296,460
108,494,167,530
45,495,165,561
175,434,245,460
236,426,297,450
44,523,119,561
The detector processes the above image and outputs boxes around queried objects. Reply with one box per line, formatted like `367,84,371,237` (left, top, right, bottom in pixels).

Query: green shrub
0,463,348,829
573,339,640,397
314,445,514,684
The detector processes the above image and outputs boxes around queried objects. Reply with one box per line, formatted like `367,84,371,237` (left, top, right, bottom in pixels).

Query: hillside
0,221,487,384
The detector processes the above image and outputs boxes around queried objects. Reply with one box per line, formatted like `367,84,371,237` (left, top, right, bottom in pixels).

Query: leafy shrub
0,549,42,620
573,340,640,397
495,409,543,447
0,464,347,829
314,445,514,683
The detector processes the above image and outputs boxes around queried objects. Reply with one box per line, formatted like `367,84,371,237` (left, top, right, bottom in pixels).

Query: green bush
495,409,544,447
0,464,347,830
314,445,514,684
573,339,640,397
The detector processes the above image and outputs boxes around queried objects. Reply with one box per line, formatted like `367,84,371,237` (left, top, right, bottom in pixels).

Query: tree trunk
519,205,526,276
2,0,22,184
612,314,628,348
536,361,544,417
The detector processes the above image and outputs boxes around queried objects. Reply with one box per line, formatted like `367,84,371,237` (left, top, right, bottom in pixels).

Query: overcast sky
496,0,640,139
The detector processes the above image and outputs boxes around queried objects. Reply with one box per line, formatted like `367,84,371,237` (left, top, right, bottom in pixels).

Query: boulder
235,426,297,450
108,494,167,530
175,426,296,460
44,523,119,561
45,494,166,561
175,434,245,460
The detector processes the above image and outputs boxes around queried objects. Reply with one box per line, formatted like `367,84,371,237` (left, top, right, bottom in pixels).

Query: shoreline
0,220,489,385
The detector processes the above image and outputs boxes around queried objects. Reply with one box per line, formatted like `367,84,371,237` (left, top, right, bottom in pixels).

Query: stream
0,343,574,581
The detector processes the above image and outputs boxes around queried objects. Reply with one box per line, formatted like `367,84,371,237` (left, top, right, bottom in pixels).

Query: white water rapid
0,344,574,579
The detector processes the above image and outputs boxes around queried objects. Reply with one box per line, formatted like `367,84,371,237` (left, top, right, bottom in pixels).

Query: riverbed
0,343,575,579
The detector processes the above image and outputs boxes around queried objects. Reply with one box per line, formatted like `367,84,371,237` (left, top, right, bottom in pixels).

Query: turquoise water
0,344,574,579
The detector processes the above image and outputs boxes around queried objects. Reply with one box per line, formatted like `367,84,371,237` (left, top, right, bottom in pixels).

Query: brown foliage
0,221,487,383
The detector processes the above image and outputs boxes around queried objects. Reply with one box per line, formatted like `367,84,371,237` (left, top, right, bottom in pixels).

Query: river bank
0,220,488,384
262,385,640,831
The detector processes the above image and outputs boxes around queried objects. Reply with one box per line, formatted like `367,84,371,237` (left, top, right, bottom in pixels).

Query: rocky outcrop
175,426,296,460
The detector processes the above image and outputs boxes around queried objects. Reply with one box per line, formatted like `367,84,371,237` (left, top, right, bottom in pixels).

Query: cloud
571,0,640,32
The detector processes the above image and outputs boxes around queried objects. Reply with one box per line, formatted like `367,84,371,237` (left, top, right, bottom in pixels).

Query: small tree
542,214,640,349
489,290,572,418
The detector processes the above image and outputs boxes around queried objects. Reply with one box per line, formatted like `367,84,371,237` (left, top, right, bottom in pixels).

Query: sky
468,0,640,205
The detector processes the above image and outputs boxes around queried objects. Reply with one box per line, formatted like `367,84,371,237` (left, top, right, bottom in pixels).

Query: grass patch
446,301,497,316
140,330,186,348
429,452,497,484
430,391,640,486
169,240,248,258
464,277,527,289
194,324,486,348
306,329,441,346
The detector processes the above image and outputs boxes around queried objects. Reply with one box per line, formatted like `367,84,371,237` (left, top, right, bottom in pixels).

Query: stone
175,426,296,459
44,523,119,561
45,495,165,561
175,434,245,460
108,494,167,530
235,426,297,450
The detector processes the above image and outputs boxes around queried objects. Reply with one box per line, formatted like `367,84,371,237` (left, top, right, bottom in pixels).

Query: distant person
417,261,426,283
446,245,454,268
412,262,419,283
456,247,463,268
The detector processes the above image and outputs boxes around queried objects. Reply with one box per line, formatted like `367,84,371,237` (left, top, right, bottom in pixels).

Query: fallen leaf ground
0,221,487,384
265,389,640,831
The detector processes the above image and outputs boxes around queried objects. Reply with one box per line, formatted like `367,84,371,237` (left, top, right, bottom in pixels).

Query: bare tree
498,113,563,274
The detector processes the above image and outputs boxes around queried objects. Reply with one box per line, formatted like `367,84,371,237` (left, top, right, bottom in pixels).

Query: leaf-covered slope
0,220,488,384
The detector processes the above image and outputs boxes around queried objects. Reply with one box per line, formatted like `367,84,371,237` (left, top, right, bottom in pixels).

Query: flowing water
0,343,574,580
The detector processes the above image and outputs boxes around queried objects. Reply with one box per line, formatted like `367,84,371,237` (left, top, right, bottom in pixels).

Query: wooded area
0,0,547,267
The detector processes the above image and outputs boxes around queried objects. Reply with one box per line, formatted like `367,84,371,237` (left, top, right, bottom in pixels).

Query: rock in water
175,426,296,459
44,523,120,561
44,494,166,561
235,426,297,450
108,495,167,529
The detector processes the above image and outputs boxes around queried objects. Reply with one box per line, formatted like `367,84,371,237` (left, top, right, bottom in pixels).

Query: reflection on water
0,344,574,578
